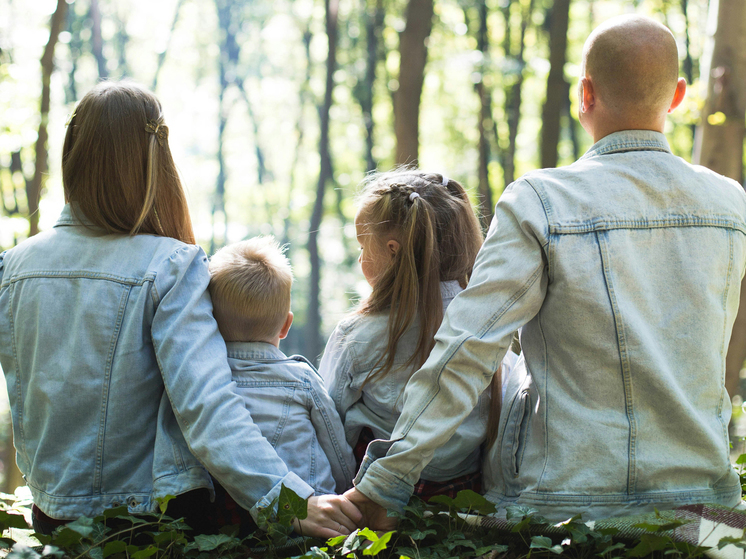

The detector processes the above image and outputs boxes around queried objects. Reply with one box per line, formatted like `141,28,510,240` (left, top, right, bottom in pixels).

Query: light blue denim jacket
355,131,746,519
226,342,356,494
0,205,314,520
319,281,519,482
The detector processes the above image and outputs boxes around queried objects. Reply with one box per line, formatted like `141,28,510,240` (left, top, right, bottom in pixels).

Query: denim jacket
226,342,355,494
355,131,746,519
0,205,313,520
319,281,519,482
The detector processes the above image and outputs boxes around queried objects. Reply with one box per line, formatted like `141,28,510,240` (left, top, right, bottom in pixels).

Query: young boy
346,14,746,526
208,236,356,499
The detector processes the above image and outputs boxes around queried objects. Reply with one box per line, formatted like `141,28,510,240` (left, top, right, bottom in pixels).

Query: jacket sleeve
151,245,314,521
307,367,357,493
354,179,550,511
318,324,360,425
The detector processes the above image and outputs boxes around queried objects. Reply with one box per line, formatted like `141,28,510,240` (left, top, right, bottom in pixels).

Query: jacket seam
596,230,637,495
717,232,734,456
7,282,26,462
549,218,746,235
3,270,155,286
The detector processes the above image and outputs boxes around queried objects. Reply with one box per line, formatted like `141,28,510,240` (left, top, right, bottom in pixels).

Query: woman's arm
151,245,360,535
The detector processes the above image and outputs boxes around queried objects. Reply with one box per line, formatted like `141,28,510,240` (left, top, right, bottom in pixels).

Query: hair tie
145,119,168,147
441,175,449,186
409,192,420,202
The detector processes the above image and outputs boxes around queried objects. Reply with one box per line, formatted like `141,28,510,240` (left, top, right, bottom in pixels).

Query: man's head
579,15,686,140
208,236,293,344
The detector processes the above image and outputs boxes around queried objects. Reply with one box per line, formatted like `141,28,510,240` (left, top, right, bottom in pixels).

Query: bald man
344,15,746,525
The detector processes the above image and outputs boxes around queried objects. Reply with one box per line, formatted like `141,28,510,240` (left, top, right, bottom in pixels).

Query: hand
291,494,363,539
343,487,398,531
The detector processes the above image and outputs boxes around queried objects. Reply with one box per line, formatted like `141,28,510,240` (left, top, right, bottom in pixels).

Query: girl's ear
387,239,400,257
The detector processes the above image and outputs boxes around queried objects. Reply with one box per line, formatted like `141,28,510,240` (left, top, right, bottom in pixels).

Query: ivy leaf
277,485,308,526
102,507,129,520
358,527,379,542
102,540,127,558
452,491,497,515
130,545,158,559
190,534,240,552
717,535,746,550
86,546,103,559
7,544,41,559
627,534,670,557
300,547,331,559
475,544,510,556
156,495,176,515
0,511,29,531
326,534,347,547
39,545,64,558
531,536,564,555
597,541,627,556
427,495,455,508
362,530,394,556
408,528,437,541
65,517,95,538
49,527,84,548
506,505,539,520
735,454,746,465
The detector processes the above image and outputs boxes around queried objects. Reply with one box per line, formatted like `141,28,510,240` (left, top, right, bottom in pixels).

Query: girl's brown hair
62,81,194,244
356,169,483,385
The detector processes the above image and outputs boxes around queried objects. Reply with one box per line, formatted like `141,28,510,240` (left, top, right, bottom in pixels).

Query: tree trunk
152,0,185,91
394,0,434,166
692,0,746,401
27,0,67,238
540,0,571,169
306,0,339,362
358,0,384,172
89,0,108,79
470,0,495,230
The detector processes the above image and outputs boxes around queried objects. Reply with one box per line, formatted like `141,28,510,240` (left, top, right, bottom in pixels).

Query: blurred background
1,0,744,492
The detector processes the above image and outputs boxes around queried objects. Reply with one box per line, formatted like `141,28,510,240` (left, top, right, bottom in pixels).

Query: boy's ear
387,239,400,257
668,78,687,113
279,312,294,340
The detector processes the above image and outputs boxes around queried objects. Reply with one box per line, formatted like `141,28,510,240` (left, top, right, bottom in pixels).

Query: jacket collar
579,130,671,161
225,341,287,361
54,204,95,228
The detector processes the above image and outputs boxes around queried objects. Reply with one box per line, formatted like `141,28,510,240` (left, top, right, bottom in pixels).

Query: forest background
1,0,745,494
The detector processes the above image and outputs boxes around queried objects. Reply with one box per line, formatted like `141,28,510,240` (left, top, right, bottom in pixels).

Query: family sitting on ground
1,14,745,538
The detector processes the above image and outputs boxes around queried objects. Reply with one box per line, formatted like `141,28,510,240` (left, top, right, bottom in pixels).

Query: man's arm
352,179,550,517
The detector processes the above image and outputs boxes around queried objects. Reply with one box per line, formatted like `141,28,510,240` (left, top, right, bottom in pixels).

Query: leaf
191,533,240,552
300,547,331,559
408,528,437,541
451,491,497,515
0,538,15,550
597,541,627,556
427,495,455,508
101,507,129,520
102,540,127,558
0,510,29,531
130,545,158,559
626,534,670,557
358,527,379,542
48,527,84,548
718,535,746,550
40,545,64,558
7,544,41,559
326,534,347,547
736,454,746,465
277,485,308,526
340,529,362,555
475,544,510,556
87,547,103,559
530,536,564,555
506,505,539,520
156,495,176,515
363,530,394,555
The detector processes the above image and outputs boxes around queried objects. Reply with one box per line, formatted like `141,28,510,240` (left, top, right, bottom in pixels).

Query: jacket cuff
353,438,411,513
249,471,314,523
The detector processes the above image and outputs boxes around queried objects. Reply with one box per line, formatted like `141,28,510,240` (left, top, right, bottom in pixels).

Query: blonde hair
208,236,293,342
62,81,194,244
356,169,483,384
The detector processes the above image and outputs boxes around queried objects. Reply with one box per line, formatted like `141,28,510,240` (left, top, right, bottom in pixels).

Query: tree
692,0,746,401
540,0,571,169
306,0,340,361
394,0,434,165
27,0,68,238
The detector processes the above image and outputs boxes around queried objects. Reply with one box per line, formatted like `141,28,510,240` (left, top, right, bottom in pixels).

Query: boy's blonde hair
208,237,293,342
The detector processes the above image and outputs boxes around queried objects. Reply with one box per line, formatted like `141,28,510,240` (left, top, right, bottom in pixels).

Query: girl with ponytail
319,169,520,499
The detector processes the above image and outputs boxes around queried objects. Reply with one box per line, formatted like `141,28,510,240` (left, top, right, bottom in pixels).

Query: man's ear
668,78,687,113
387,239,400,257
279,311,294,340
579,76,595,113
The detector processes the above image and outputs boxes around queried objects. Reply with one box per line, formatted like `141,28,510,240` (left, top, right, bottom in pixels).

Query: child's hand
292,494,363,538
343,487,397,531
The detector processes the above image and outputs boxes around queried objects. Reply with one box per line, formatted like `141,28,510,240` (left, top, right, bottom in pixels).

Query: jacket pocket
500,382,532,479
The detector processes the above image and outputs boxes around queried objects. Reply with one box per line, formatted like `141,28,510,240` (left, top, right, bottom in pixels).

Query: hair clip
65,111,76,127
145,119,168,147
441,175,449,186
409,192,420,202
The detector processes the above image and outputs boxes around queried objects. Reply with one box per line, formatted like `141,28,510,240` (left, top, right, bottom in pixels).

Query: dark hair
62,81,194,244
